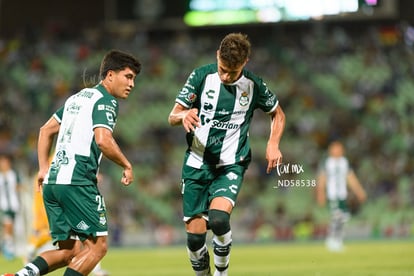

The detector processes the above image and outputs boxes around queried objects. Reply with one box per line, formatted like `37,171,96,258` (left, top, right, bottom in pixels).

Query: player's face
329,142,344,157
216,52,247,84
109,67,137,99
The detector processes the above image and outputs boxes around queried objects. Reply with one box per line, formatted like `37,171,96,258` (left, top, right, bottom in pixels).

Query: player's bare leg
14,239,81,275
326,209,349,252
42,240,82,271
66,236,108,275
2,219,15,259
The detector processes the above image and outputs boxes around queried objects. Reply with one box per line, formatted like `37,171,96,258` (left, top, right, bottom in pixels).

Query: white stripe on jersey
0,171,19,211
325,156,349,200
186,74,221,168
220,77,253,164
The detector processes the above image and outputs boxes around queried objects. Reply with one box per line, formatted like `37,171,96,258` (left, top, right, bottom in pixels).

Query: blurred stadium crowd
0,20,413,246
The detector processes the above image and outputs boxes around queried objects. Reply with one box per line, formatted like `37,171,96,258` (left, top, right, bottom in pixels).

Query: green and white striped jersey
320,156,350,200
0,169,21,212
44,84,118,185
176,63,279,169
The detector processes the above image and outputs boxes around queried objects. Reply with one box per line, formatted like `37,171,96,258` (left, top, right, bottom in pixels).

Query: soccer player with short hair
168,33,285,276
316,141,367,252
3,49,141,276
25,169,110,276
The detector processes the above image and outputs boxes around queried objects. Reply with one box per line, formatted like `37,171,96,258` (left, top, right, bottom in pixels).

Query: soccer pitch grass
1,240,412,275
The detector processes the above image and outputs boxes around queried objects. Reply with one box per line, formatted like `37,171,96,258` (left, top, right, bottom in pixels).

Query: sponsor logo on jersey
214,188,227,194
106,112,114,123
226,172,238,180
67,102,81,114
188,92,197,103
179,87,189,96
206,89,215,99
78,90,94,98
203,102,213,111
233,110,246,115
211,120,240,130
266,94,276,106
50,150,69,171
217,109,230,115
208,136,223,146
104,105,115,113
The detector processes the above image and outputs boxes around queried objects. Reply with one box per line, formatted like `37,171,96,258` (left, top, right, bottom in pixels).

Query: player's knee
208,209,230,236
187,232,207,251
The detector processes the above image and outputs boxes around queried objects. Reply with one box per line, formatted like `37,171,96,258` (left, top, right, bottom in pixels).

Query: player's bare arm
347,171,367,203
94,127,133,185
168,103,200,133
316,172,327,206
37,116,60,190
265,105,285,174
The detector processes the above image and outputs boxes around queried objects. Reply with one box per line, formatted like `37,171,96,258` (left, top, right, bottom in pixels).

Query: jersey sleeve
92,97,118,132
175,69,201,108
53,106,64,124
256,80,278,113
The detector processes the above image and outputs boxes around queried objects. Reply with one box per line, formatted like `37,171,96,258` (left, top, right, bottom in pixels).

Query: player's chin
121,92,130,99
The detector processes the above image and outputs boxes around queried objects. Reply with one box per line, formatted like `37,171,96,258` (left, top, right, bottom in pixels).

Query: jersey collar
94,83,113,98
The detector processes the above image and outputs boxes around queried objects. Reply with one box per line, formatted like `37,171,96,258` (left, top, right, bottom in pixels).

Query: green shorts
0,210,16,223
328,199,348,213
43,184,108,244
181,163,247,221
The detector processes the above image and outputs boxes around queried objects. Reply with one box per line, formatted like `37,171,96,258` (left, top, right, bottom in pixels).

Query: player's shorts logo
99,213,107,226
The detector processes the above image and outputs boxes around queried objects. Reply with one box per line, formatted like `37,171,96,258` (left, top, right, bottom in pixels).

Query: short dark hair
99,50,142,79
218,33,251,68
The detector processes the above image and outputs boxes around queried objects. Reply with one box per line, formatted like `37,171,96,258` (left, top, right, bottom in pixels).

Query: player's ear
106,70,114,82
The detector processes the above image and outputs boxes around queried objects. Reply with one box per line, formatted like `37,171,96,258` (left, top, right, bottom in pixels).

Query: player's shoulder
69,86,104,101
242,68,265,85
193,63,217,75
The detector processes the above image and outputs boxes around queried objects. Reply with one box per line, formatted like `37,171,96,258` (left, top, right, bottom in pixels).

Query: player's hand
265,143,282,174
37,169,48,192
182,108,201,133
121,167,134,186
358,191,367,203
37,176,44,192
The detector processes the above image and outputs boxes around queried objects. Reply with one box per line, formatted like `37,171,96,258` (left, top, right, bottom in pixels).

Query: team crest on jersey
239,91,249,106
